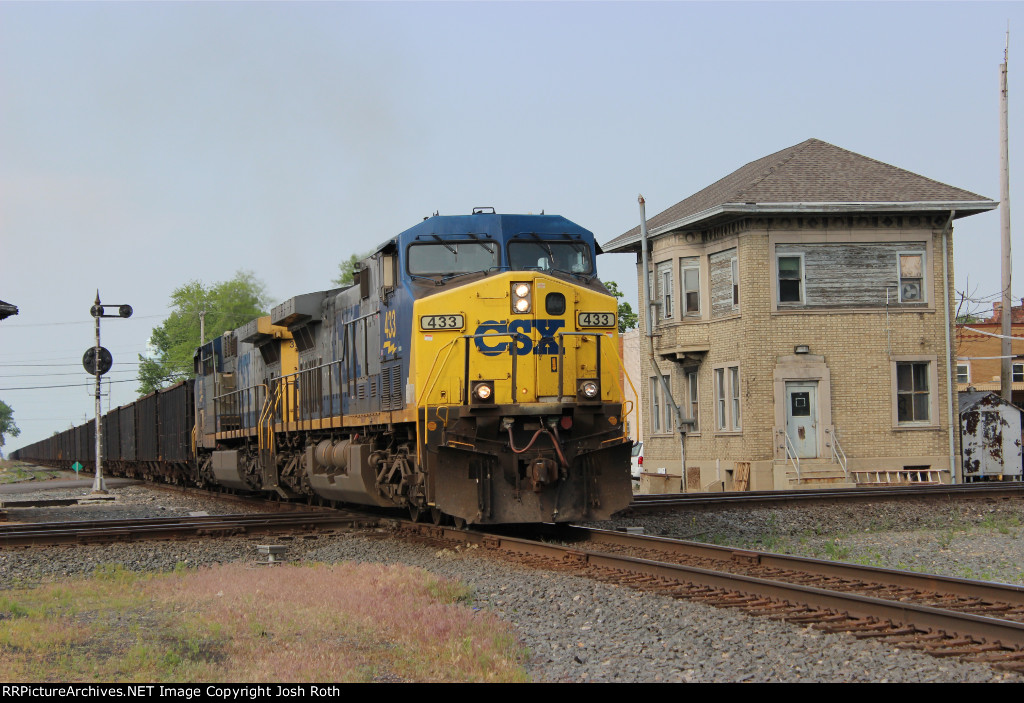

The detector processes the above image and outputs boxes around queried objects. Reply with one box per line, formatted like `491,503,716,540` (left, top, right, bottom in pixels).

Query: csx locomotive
16,210,635,525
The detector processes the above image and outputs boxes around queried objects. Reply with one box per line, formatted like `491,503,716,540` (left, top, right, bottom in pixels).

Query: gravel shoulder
1,482,1022,683
609,498,1024,586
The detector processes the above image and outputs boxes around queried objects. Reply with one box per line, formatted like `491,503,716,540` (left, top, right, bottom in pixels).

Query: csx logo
474,320,565,356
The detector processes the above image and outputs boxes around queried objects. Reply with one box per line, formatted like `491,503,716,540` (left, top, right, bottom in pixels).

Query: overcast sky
3,1,1023,450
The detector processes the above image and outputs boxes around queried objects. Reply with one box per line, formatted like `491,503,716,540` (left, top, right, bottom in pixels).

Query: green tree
0,400,20,452
333,252,371,287
604,281,639,333
138,270,271,395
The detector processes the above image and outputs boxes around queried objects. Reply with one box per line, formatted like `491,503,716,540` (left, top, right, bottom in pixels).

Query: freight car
13,380,195,484
14,211,636,525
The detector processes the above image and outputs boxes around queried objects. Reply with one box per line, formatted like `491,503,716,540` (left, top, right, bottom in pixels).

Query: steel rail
407,523,1024,650
553,525,1024,607
0,512,377,547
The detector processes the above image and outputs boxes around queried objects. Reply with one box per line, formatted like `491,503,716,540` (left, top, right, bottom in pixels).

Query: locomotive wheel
452,516,467,529
409,505,423,522
430,507,443,526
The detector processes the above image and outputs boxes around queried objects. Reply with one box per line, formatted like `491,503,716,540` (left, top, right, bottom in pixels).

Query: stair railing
779,429,801,480
825,427,849,481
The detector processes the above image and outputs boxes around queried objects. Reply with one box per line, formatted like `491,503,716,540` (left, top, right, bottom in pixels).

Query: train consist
14,210,635,525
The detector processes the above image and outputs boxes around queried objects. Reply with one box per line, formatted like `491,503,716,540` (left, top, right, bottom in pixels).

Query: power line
1,313,168,328
0,362,137,368
0,370,136,378
0,378,141,391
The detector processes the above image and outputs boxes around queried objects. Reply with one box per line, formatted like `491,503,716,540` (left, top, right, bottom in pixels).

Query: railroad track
400,522,1024,672
0,511,381,547
628,482,1024,510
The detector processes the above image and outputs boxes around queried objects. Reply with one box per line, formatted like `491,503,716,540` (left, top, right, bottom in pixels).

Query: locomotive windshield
408,241,499,276
508,240,593,274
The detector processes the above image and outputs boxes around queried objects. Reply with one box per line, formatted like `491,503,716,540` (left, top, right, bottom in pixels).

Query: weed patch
0,561,528,683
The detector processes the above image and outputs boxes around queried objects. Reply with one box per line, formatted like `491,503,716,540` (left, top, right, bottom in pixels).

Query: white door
785,382,818,459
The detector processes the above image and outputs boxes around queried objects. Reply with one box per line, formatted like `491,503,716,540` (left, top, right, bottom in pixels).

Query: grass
0,561,529,683
0,461,59,484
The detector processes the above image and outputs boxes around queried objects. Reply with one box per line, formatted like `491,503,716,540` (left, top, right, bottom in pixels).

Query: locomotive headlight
472,381,494,403
511,282,532,314
580,381,599,399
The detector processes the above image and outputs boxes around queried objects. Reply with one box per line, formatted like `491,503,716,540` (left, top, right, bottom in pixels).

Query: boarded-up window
710,249,738,318
777,242,927,308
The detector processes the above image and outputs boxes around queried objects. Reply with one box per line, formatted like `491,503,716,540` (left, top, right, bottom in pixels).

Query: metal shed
958,390,1023,480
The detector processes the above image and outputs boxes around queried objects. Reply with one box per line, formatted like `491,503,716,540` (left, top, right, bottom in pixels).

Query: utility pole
1001,29,1014,402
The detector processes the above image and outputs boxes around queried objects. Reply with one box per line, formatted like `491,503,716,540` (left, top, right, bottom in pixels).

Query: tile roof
605,138,996,252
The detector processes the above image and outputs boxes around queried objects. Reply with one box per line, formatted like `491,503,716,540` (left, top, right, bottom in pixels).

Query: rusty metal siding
710,249,736,318
960,394,1023,478
776,242,926,308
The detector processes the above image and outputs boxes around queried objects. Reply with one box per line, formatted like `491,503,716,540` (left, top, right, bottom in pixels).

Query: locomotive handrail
213,384,266,433
258,359,343,425
258,382,281,455
461,331,529,404
555,331,603,401
598,336,639,441
555,330,637,441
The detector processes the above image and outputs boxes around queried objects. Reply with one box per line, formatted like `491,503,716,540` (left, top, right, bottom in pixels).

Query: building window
682,257,700,316
655,261,673,320
898,253,924,302
650,377,661,433
730,366,741,430
687,369,699,431
777,255,803,303
896,361,930,423
956,363,970,384
1014,363,1024,383
714,365,741,431
731,256,740,309
650,376,673,433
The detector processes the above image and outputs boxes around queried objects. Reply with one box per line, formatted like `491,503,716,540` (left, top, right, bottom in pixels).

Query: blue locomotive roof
392,212,600,284
396,212,595,244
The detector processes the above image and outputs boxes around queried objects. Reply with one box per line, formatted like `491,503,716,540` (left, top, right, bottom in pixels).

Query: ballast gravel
2,480,1023,683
